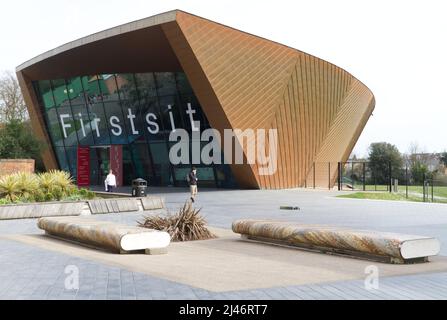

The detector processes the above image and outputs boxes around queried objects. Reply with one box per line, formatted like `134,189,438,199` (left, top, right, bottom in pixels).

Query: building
407,153,446,173
16,10,375,189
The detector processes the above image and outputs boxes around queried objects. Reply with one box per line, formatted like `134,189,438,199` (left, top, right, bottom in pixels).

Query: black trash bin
131,178,147,197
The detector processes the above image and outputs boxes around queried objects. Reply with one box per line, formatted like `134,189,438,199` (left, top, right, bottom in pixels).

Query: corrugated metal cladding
163,11,374,189
17,10,374,189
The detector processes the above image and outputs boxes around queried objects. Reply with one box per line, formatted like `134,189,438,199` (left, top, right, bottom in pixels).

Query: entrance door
90,145,125,187
90,146,110,186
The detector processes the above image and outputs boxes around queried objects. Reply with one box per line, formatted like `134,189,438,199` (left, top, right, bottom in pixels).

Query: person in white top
105,169,117,192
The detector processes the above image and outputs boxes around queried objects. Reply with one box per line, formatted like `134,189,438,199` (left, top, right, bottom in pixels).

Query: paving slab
3,226,447,292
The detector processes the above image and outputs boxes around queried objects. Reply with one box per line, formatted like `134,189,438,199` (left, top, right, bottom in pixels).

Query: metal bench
232,219,441,264
38,216,170,255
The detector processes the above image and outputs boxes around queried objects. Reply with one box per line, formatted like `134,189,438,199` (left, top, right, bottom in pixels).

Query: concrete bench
88,198,140,214
38,216,170,255
232,219,441,264
88,197,165,214
0,201,86,220
141,197,165,210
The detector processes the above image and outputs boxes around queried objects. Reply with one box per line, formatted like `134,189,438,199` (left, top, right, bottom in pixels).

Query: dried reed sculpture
138,201,216,242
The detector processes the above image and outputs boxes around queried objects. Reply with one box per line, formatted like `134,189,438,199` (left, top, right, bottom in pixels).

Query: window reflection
37,80,55,109
51,79,70,107
154,72,175,97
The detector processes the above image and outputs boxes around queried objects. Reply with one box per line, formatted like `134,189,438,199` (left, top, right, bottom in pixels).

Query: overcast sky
1,0,445,157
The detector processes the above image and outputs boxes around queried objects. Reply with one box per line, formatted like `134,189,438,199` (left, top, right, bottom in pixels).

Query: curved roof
17,10,178,72
16,9,373,96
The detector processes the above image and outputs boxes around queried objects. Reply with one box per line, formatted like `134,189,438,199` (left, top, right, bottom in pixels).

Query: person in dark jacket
188,167,198,203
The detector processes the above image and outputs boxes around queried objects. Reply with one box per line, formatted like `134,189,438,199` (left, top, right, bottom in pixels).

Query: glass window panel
115,74,138,102
122,145,136,185
154,72,176,97
97,75,110,96
83,75,103,98
87,104,110,145
54,147,69,172
175,72,193,94
179,94,210,130
214,164,237,188
195,166,215,180
135,73,157,101
173,166,191,187
82,76,110,145
120,99,143,142
100,74,120,101
128,143,154,183
103,100,128,144
64,147,78,180
113,74,143,142
58,105,78,147
66,77,85,104
92,147,110,185
71,104,95,145
139,96,165,142
37,80,55,109
114,74,130,97
149,142,172,186
100,74,130,144
158,95,183,134
89,148,100,185
45,108,65,147
189,166,217,187
51,79,70,107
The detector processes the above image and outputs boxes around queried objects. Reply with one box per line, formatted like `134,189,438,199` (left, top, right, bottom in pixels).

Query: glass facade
33,72,237,188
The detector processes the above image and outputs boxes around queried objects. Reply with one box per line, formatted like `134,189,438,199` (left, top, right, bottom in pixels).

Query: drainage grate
280,206,300,210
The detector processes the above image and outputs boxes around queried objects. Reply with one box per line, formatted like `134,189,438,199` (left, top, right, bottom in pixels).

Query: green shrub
52,187,64,201
78,188,95,199
50,170,74,195
0,174,20,201
0,198,12,205
0,170,96,204
37,172,55,193
44,192,54,202
15,172,39,199
33,190,46,202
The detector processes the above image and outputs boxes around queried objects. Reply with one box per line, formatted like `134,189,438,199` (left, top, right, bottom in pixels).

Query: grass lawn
342,184,447,199
337,192,447,204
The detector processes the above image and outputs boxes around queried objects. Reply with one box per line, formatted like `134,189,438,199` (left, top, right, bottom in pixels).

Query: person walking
188,167,198,203
105,169,117,193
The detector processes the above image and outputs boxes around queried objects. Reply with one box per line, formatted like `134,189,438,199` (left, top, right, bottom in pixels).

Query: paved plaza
1,188,447,300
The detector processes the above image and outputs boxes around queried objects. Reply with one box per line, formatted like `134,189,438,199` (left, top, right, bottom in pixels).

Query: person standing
188,167,198,203
105,169,117,193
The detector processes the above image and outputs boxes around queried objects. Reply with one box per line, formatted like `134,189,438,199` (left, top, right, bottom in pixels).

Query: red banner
110,145,123,187
77,146,90,187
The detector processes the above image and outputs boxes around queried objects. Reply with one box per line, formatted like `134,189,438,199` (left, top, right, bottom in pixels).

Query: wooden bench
232,219,440,264
38,216,170,255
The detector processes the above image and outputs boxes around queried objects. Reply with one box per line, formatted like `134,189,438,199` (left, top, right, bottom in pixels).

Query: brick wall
0,159,35,176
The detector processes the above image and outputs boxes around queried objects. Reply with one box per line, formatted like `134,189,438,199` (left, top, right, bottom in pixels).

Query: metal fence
304,161,447,204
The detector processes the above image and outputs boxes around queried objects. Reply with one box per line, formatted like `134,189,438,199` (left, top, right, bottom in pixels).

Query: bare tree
0,71,29,123
404,142,417,167
405,141,431,167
